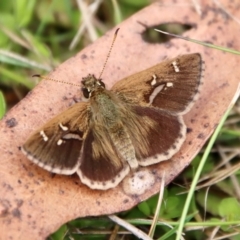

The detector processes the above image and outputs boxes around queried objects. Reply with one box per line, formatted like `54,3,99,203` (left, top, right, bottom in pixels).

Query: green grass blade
0,91,6,119
155,29,240,55
175,85,240,240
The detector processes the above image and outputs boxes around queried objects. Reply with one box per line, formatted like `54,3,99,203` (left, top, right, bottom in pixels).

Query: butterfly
21,53,203,190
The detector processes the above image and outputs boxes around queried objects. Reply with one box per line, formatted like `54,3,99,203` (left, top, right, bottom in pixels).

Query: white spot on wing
172,61,180,72
57,139,63,145
164,82,174,90
63,133,82,140
59,123,68,131
40,130,48,141
151,74,157,86
149,85,164,104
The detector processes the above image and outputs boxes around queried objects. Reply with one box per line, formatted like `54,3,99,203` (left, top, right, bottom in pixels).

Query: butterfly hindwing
112,53,203,114
77,127,130,190
125,106,186,166
22,102,90,174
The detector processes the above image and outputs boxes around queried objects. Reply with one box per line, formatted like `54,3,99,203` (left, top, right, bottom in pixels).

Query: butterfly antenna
98,28,120,80
33,29,119,85
32,74,81,87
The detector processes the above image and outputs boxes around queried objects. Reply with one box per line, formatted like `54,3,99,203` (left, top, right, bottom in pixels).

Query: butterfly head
81,74,105,99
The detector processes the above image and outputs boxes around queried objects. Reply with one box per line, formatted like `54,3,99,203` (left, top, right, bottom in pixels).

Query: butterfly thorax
81,74,118,124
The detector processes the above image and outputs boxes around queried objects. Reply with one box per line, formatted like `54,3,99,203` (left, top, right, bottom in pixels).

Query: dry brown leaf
1,0,240,239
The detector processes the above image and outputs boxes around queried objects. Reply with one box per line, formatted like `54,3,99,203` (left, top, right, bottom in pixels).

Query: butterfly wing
111,53,203,166
77,126,130,190
22,99,130,189
22,102,90,175
122,106,186,166
112,53,203,114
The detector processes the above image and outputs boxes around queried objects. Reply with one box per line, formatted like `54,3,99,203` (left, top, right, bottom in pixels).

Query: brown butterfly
21,52,203,190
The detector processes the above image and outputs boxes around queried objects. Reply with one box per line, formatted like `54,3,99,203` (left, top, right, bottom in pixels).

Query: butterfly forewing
112,53,202,114
22,102,90,174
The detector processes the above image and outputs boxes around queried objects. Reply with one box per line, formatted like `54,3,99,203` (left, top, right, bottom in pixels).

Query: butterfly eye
82,87,91,99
